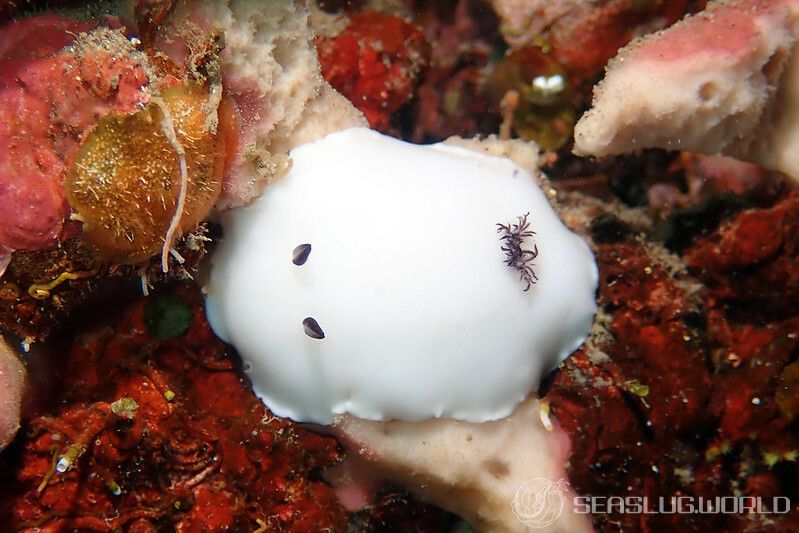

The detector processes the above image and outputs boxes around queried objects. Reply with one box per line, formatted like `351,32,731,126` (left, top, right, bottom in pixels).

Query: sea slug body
205,127,598,424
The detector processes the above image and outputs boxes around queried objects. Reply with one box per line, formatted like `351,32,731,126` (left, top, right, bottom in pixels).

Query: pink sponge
0,15,149,252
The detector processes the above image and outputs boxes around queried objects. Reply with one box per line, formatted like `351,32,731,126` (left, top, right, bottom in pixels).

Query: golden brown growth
66,84,225,264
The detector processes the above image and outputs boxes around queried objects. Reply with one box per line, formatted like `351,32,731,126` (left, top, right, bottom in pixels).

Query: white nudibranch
205,128,598,424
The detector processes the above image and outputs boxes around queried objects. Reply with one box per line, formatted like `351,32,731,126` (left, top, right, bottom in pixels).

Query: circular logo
512,477,569,528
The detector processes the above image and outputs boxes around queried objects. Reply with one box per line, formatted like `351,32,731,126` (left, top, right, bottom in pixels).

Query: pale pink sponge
574,0,799,180
333,397,592,532
0,337,25,451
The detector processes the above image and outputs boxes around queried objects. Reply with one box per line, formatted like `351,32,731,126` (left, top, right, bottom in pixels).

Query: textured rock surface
542,182,799,531
317,11,429,131
0,286,457,531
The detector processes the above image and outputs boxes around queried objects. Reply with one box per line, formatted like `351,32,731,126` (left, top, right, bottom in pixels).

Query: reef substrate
0,285,460,531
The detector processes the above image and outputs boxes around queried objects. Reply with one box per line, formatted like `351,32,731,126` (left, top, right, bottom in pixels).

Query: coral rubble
0,286,457,531
544,181,799,531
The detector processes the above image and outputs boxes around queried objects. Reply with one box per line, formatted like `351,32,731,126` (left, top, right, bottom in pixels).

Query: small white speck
21,337,34,352
532,74,565,96
752,397,761,405
539,404,553,432
56,457,70,473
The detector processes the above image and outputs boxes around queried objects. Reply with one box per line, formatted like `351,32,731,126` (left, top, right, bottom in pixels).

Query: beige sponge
164,0,366,208
0,336,25,451
574,0,799,180
335,398,591,532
